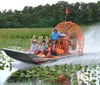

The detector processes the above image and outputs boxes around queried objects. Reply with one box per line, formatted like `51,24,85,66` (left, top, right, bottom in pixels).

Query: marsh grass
0,28,53,49
0,28,52,38
0,25,89,49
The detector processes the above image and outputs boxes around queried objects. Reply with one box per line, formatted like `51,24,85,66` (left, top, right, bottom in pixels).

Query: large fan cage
55,21,84,54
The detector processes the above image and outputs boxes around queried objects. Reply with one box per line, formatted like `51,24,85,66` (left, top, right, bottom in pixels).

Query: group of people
27,28,66,57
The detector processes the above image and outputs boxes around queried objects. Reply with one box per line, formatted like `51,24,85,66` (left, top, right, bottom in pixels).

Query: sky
0,0,99,11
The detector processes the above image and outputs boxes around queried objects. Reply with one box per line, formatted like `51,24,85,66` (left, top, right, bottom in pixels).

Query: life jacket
56,38,66,54
56,48,64,55
48,45,53,53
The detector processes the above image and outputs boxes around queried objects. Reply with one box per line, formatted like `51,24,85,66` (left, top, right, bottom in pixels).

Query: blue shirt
50,32,61,41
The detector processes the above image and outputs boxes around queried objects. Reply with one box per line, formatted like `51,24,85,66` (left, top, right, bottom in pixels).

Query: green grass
0,25,89,50
0,28,53,49
0,28,53,38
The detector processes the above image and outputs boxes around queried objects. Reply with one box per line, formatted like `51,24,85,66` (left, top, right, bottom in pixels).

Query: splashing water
84,23,100,53
0,47,33,85
0,68,17,85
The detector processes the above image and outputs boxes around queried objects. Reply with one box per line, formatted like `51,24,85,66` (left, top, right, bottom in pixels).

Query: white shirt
29,43,38,53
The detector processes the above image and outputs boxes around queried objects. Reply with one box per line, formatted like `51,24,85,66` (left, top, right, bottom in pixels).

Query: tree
0,1,100,28
96,1,100,22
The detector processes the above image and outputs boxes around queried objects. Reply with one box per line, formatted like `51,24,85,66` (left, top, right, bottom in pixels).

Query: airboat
3,21,84,64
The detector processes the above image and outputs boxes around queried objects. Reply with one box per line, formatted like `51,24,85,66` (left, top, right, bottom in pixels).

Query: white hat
61,34,65,37
32,39,37,42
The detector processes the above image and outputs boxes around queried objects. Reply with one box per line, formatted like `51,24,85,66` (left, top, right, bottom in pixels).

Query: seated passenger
48,41,53,53
50,28,61,42
38,40,48,55
44,41,57,58
50,40,57,56
28,39,38,54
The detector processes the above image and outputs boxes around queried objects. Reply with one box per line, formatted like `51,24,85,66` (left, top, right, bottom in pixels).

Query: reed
0,25,88,49
0,28,53,49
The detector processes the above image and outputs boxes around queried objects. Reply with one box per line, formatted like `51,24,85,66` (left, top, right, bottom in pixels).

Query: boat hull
2,48,60,64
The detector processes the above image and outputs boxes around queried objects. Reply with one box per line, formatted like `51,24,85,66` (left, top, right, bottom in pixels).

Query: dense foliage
7,64,81,83
7,64,99,85
0,1,100,28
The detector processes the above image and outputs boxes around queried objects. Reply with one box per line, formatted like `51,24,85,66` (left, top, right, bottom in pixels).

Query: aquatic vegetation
7,64,100,85
0,51,12,70
7,64,82,85
0,46,24,70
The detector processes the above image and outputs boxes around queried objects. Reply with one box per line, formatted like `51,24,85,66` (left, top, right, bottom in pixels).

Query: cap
42,40,46,43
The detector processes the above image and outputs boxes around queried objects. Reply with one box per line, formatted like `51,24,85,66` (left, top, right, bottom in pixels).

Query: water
0,48,34,85
0,68,17,85
77,24,100,85
0,23,100,85
84,23,100,53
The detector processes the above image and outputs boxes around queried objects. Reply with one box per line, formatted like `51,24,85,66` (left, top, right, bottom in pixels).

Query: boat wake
43,52,100,66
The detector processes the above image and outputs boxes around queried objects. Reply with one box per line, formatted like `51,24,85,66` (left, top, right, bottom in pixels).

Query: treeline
0,1,100,28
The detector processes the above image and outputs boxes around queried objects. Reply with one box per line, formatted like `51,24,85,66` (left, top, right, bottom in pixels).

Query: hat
42,40,46,43
54,28,58,31
32,39,37,42
61,34,65,37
